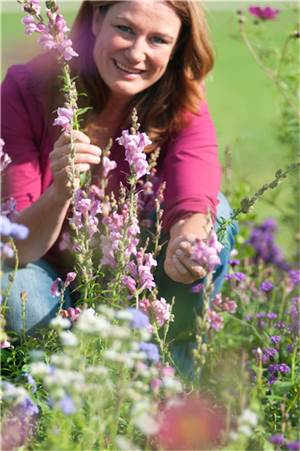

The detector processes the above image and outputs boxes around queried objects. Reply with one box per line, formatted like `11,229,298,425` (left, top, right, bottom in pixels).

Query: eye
116,25,134,35
151,36,167,45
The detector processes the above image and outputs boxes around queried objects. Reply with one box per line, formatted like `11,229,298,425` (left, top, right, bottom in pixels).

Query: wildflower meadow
0,1,299,450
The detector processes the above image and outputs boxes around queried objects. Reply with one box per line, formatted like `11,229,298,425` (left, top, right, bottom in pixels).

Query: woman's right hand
49,130,101,201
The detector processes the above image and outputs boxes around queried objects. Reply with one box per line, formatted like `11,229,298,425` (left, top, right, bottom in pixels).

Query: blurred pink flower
53,107,74,130
157,395,225,450
249,6,280,21
207,309,224,331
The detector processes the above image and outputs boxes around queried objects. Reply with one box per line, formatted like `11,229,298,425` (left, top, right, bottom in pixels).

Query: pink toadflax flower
207,309,224,331
249,6,280,21
102,156,117,177
0,139,11,173
116,129,151,180
191,230,223,273
53,107,74,130
51,278,62,297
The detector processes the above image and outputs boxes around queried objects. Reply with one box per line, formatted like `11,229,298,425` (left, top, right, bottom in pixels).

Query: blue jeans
2,194,237,375
1,259,72,335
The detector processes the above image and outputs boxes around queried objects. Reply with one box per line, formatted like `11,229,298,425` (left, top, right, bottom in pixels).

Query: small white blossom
240,409,258,427
60,331,79,347
50,316,71,329
133,412,159,435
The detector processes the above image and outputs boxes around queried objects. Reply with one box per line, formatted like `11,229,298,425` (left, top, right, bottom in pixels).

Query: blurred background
1,1,298,255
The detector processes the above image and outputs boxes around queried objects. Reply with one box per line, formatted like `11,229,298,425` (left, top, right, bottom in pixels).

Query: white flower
115,310,133,321
240,409,258,427
30,362,51,376
50,316,71,329
97,305,115,320
76,310,111,335
116,436,141,451
162,377,182,393
60,331,78,347
133,412,159,435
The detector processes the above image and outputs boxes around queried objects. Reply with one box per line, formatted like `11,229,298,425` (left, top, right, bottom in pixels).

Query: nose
125,38,146,64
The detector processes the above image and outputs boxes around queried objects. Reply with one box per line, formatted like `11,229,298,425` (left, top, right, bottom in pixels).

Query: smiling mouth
113,59,145,75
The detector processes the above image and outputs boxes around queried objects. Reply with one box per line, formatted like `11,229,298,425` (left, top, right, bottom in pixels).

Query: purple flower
277,363,290,374
19,397,39,417
256,312,266,319
270,335,281,345
23,373,37,393
249,6,280,21
288,269,300,287
274,321,286,329
0,215,29,240
139,342,160,362
269,434,286,446
260,281,273,292
53,107,74,130
286,441,300,450
225,272,246,283
267,312,277,320
229,259,240,267
191,283,204,293
248,219,288,269
126,308,149,329
58,395,76,415
287,344,293,353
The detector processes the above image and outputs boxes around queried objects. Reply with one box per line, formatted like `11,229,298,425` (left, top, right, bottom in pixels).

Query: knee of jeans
1,261,72,335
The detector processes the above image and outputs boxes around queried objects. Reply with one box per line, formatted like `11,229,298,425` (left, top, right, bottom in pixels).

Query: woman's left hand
163,213,211,284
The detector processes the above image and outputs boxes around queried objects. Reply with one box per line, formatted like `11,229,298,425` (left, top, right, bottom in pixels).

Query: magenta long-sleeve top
1,56,221,276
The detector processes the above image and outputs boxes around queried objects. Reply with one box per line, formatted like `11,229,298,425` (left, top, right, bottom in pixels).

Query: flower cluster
191,229,223,273
70,189,102,239
139,297,171,327
248,218,288,269
122,251,157,294
116,130,151,180
20,0,78,61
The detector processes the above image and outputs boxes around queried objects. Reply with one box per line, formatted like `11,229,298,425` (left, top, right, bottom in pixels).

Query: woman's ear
91,7,103,37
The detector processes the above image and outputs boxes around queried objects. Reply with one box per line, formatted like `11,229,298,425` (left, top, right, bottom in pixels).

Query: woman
1,1,236,376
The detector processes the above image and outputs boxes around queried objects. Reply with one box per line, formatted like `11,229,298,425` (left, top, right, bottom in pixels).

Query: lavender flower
126,308,149,329
58,395,76,415
225,272,246,283
269,434,286,446
0,215,29,240
288,269,300,287
102,156,117,177
248,219,288,269
139,342,160,362
249,6,280,21
286,441,300,450
270,335,281,345
259,281,273,292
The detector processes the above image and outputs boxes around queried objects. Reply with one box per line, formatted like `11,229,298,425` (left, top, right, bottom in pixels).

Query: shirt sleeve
162,101,221,231
1,65,42,211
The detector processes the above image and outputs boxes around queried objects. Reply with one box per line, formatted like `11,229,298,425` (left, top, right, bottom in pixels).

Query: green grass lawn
1,2,298,256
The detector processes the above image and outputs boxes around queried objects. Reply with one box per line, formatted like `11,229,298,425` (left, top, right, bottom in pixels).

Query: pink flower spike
51,278,62,297
65,272,77,286
22,15,38,35
53,107,74,130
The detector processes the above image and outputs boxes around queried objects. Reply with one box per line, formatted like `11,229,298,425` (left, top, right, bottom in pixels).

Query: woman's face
92,0,181,103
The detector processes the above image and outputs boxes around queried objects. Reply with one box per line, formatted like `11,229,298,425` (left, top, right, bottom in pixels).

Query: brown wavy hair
70,0,215,151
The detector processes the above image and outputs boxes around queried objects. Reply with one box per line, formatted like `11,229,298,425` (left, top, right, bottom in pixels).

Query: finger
51,152,101,172
176,249,207,279
172,254,189,275
178,240,194,256
168,234,198,255
51,143,101,160
56,130,91,146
